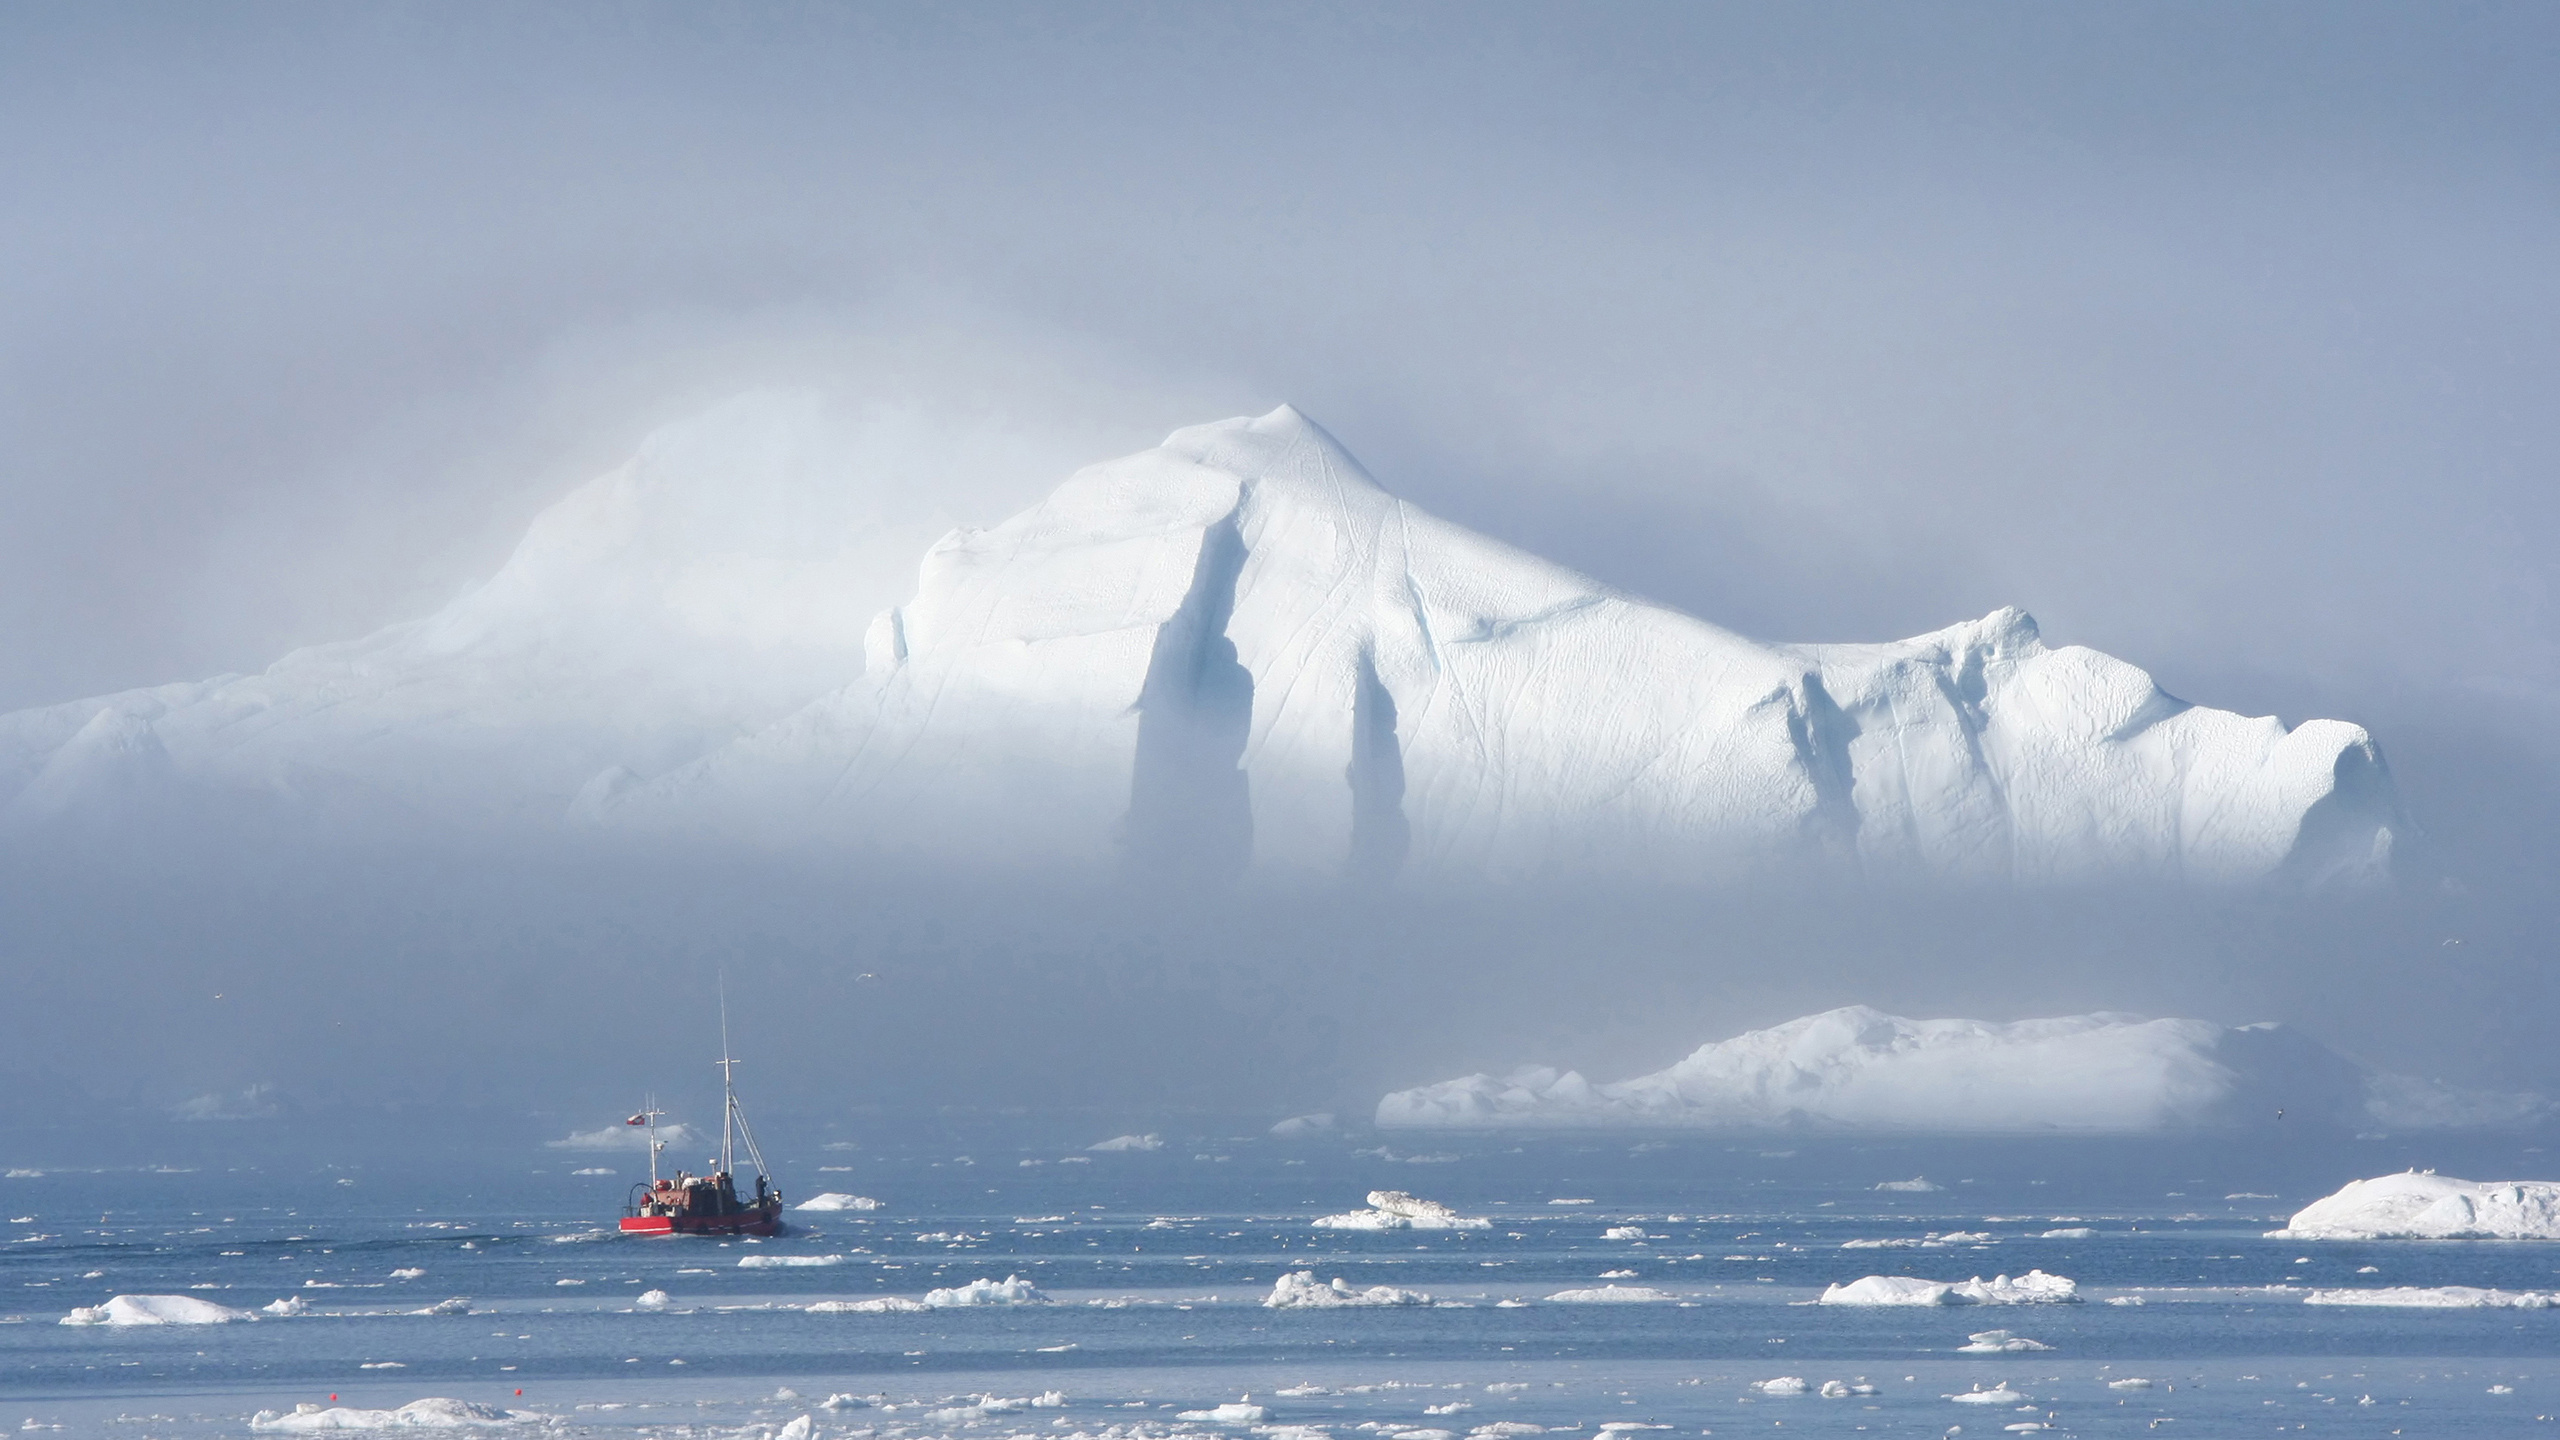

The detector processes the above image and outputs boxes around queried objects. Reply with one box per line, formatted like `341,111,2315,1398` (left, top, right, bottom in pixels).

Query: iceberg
1264,1271,1432,1308
61,1294,256,1325
2304,1286,2559,1308
248,1398,519,1430
736,1253,846,1267
1544,1284,1676,1303
1819,1270,2079,1306
923,1275,1051,1306
0,401,2399,891
795,1193,882,1212
2273,1172,2560,1240
1087,1134,1163,1152
1311,1190,1492,1231
1378,1006,2380,1133
807,1295,930,1314
1957,1329,2053,1352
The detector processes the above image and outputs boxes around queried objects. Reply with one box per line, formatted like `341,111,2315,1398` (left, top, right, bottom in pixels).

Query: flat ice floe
807,1296,931,1314
249,1397,520,1430
1311,1190,1491,1230
1544,1284,1675,1303
2273,1172,2560,1239
2304,1286,2560,1308
795,1192,882,1211
737,1253,847,1267
1819,1271,2079,1305
62,1294,256,1325
1957,1328,2053,1352
1375,1006,2381,1133
1265,1271,1432,1308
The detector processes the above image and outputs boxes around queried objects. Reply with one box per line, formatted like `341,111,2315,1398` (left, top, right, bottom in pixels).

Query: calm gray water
6,1124,2559,1436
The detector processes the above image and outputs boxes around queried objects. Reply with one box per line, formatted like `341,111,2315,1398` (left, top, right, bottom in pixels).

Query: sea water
7,1125,2560,1436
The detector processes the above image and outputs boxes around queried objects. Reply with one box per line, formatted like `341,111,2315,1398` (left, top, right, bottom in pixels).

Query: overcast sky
5,1,2555,831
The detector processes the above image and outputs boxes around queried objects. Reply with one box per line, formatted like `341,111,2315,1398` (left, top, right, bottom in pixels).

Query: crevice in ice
1124,515,1255,882
1790,674,1861,860
1346,645,1409,884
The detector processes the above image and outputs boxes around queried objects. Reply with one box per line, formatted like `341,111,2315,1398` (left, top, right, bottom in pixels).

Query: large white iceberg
1819,1271,2079,1306
1378,1005,2382,1132
0,400,2398,890
2273,1172,2560,1240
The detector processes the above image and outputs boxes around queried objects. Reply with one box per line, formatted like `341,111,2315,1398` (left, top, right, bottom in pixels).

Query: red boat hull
620,1202,782,1237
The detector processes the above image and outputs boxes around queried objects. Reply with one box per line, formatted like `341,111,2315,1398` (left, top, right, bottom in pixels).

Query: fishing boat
619,1009,784,1236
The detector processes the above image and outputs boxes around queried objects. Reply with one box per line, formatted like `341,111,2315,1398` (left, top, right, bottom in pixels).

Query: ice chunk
796,1192,883,1211
2106,1378,2153,1390
1957,1329,2053,1352
2303,1286,2559,1307
1751,1378,1808,1395
737,1253,846,1267
248,1397,518,1430
389,1268,425,1280
262,1297,306,1317
2038,1228,2095,1239
1379,1008,2382,1133
1176,1403,1271,1424
1946,1384,2028,1405
1270,1113,1337,1137
1088,1133,1163,1152
1602,1226,1649,1240
1264,1271,1432,1308
60,1294,255,1325
1543,1285,1675,1303
2274,1172,2560,1240
807,1295,931,1313
1819,1271,2078,1306
634,1289,671,1309
923,1275,1051,1306
414,1297,472,1316
1875,1177,1941,1192
1312,1190,1492,1230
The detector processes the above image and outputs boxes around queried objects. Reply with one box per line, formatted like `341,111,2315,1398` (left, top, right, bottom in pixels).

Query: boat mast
717,979,738,1180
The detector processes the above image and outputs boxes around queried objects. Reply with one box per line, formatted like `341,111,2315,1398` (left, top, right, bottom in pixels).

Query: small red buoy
514,1389,523,1396
329,1395,337,1402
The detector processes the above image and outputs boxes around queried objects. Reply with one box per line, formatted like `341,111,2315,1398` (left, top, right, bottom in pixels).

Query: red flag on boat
626,1114,647,1125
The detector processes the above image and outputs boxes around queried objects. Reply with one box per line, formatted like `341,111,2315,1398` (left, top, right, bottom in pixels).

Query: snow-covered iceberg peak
0,399,2401,888
597,405,2398,886
1375,1004,2384,1134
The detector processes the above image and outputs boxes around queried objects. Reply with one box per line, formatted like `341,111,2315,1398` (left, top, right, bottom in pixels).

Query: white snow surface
1311,1190,1492,1230
795,1192,883,1211
61,1294,256,1325
1264,1271,1433,1308
1378,1005,2380,1132
248,1398,519,1430
1819,1271,2080,1306
0,401,2399,890
2274,1172,2560,1240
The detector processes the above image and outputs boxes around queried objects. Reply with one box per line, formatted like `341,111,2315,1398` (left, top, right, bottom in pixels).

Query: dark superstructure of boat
619,1004,783,1236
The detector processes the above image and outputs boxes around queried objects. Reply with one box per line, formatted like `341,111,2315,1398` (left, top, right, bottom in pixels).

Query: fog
2,5,2555,1159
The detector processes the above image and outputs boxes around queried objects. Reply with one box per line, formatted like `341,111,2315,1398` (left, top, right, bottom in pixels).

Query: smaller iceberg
2304,1286,2559,1308
1819,1271,2079,1306
796,1193,882,1212
250,1398,519,1430
924,1275,1051,1306
807,1295,930,1314
2273,1172,2560,1240
1546,1284,1675,1303
1957,1329,2053,1352
62,1294,255,1325
1312,1190,1491,1231
1265,1271,1432,1308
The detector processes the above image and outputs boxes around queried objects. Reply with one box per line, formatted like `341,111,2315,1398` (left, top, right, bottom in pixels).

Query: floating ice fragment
1751,1378,1807,1396
1956,1330,2051,1353
1603,1226,1649,1240
248,1398,518,1430
262,1297,306,1317
1178,1402,1270,1423
2303,1285,2559,1307
737,1254,846,1268
1945,1384,2027,1405
2105,1378,2152,1390
1313,1191,1491,1231
807,1295,930,1313
796,1193,882,1212
1265,1271,1431,1308
1271,1113,1336,1137
1876,1178,1942,1192
1089,1134,1163,1152
1820,1271,2077,1306
1544,1285,1674,1303
923,1275,1051,1306
388,1268,424,1280
634,1290,670,1309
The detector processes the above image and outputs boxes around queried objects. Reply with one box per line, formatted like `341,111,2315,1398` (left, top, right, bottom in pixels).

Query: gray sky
4,1,2555,846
